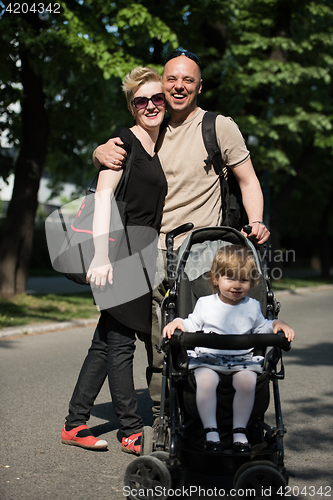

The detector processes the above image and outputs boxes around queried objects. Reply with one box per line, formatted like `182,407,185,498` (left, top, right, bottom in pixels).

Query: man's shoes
61,424,108,450
121,431,142,455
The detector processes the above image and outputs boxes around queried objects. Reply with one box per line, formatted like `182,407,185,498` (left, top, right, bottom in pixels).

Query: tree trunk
0,49,48,298
319,188,333,278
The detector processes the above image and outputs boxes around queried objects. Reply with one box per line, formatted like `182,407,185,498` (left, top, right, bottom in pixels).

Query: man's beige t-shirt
157,108,250,250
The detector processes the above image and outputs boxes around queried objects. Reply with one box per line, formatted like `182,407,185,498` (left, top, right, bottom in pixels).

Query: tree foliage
0,0,178,297
0,0,332,297
160,0,333,270
0,0,178,191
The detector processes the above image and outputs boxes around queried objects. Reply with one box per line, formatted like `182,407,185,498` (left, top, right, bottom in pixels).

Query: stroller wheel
140,426,154,456
149,451,169,463
124,456,172,500
233,460,287,500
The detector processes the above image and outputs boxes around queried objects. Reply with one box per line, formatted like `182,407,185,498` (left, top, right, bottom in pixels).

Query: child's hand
163,319,185,339
273,320,295,342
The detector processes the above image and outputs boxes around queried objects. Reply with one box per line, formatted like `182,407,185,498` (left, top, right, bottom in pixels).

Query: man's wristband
250,221,265,225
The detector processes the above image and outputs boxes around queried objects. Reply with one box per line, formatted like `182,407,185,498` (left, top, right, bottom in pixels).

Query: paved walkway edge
0,317,99,339
1,285,333,339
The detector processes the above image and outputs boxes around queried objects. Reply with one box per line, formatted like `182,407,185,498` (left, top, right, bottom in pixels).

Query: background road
1,289,332,500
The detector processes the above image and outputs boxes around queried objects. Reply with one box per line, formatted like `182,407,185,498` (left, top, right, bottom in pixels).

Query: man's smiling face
162,55,202,123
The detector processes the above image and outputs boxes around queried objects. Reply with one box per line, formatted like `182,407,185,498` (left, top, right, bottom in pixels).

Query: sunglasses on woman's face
132,92,166,110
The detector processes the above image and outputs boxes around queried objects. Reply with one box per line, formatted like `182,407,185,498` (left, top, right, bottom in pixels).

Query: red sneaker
121,431,142,455
61,425,108,450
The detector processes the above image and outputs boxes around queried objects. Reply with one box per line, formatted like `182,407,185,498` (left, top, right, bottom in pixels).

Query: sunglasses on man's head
164,50,200,66
132,92,166,110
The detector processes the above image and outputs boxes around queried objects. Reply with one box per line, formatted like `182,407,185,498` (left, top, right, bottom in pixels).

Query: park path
0,289,332,500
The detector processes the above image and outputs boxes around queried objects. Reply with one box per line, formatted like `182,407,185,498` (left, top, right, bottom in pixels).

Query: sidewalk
1,276,333,340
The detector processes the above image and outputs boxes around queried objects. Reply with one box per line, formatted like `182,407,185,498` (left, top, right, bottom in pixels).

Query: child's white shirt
182,294,274,356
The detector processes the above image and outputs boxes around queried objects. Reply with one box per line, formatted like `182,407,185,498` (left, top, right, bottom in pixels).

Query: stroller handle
166,223,194,284
168,330,291,352
165,222,194,249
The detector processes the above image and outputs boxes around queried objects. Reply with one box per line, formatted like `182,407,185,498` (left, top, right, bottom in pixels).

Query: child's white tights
194,367,257,444
195,367,220,442
232,370,257,443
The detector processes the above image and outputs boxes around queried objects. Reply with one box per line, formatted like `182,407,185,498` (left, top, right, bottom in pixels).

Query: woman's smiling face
132,81,166,132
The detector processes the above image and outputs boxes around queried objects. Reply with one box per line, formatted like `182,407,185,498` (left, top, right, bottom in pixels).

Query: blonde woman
61,67,167,454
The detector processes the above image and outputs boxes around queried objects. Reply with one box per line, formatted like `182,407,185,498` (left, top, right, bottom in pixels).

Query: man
63,50,269,452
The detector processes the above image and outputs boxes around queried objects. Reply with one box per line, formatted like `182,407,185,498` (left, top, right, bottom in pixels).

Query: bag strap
202,111,224,177
202,111,243,228
113,141,135,202
202,111,229,216
87,141,135,201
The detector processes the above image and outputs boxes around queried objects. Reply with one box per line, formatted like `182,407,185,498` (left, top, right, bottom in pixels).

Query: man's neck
170,106,199,124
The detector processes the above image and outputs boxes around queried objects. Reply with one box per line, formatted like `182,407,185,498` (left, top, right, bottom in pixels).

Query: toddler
163,244,295,452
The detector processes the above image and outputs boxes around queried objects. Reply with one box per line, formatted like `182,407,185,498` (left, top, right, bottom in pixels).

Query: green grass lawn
1,276,332,329
271,276,333,292
0,292,99,329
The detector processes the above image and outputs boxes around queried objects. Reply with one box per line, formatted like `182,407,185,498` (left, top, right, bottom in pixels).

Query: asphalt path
0,289,332,500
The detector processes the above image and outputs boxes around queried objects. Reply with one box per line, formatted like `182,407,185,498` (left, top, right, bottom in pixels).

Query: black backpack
160,112,243,230
202,111,243,230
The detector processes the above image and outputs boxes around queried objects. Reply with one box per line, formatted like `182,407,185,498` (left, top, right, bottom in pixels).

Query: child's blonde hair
122,66,163,113
208,244,259,292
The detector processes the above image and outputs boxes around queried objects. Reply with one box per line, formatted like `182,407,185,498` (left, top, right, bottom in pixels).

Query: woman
61,67,167,454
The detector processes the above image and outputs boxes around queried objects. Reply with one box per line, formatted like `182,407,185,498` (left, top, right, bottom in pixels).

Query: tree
167,0,333,275
1,0,332,299
0,0,178,298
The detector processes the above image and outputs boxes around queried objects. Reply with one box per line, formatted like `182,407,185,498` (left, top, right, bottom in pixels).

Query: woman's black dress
99,127,167,334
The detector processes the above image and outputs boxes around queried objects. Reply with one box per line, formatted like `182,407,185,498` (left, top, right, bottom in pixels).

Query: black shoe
233,427,251,453
204,427,224,452
204,440,224,452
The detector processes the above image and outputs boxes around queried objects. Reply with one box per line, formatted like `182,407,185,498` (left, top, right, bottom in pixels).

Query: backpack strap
202,111,243,229
202,111,225,178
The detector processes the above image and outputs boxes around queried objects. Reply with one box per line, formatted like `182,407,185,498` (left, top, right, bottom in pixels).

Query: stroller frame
124,224,291,500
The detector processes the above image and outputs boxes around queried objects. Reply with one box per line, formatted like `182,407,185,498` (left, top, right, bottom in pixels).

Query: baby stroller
124,224,291,500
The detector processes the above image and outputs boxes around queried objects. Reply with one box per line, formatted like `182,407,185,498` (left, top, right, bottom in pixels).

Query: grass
0,292,99,329
1,275,332,330
271,276,333,292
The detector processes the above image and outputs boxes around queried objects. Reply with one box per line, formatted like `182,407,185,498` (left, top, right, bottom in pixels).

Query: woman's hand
86,258,113,289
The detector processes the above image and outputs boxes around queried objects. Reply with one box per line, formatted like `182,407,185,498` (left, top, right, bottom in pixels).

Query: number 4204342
5,3,61,14
277,486,332,497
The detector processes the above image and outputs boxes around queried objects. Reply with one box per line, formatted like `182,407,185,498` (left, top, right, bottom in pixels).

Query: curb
273,284,333,298
0,317,99,339
1,285,333,340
